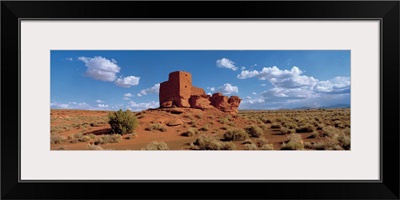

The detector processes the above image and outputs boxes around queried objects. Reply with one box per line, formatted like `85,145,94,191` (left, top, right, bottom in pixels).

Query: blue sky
51,50,350,111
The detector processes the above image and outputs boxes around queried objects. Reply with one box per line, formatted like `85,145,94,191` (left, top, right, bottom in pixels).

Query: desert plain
50,107,350,150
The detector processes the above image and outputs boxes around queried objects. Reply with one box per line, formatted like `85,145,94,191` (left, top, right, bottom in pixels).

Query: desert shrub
88,133,96,139
244,143,258,150
245,125,263,138
191,135,236,150
280,127,295,135
254,137,269,148
259,143,274,150
145,123,167,132
280,134,304,150
143,141,169,150
125,132,137,139
322,126,340,138
270,123,281,129
80,135,90,142
337,133,351,150
199,125,209,131
108,109,138,135
242,139,254,145
87,144,104,150
282,121,297,129
74,132,83,139
307,131,319,139
295,124,315,133
228,122,236,127
261,117,272,123
51,135,66,144
98,134,122,144
181,128,199,137
259,124,269,132
315,123,325,130
223,129,249,141
304,141,313,149
218,117,229,124
313,139,342,150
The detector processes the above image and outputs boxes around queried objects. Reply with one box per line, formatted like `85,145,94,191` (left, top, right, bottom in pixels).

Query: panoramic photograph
50,50,350,150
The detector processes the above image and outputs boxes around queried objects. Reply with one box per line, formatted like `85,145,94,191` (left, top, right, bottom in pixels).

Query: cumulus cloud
97,104,109,108
78,56,120,82
78,56,140,88
216,58,238,71
313,76,350,94
214,83,239,95
237,66,317,88
207,87,215,92
127,101,159,111
114,76,140,88
138,83,160,96
237,65,350,109
96,99,104,103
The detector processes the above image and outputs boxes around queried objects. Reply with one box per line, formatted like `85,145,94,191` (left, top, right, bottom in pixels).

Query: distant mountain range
291,104,350,110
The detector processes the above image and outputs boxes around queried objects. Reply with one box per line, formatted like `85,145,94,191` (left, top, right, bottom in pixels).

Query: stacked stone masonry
159,71,241,114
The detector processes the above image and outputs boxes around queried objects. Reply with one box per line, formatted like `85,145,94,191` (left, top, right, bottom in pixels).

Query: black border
2,1,399,199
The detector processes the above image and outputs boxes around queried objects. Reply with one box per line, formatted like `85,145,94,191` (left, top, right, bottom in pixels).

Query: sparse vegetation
245,125,263,138
145,123,167,132
223,129,249,141
281,134,304,150
181,128,199,137
108,109,138,134
191,135,236,150
87,144,104,150
96,134,122,144
51,135,66,144
142,141,169,150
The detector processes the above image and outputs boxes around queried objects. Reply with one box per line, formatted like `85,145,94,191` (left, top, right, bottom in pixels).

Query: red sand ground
50,108,345,150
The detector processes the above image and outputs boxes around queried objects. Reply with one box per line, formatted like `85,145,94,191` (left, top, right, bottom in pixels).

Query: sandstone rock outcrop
159,71,241,114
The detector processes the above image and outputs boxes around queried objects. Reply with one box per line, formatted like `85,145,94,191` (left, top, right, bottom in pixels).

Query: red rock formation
159,71,241,114
189,95,213,110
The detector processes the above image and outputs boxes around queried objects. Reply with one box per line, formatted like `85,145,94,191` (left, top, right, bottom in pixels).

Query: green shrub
223,129,249,141
245,125,263,138
143,141,169,150
307,131,319,139
259,143,274,150
108,109,138,134
191,135,236,150
145,123,167,132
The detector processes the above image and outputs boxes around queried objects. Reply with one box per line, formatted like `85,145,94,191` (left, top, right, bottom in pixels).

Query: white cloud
216,58,238,71
241,66,246,70
123,97,131,100
95,99,104,103
115,76,140,88
215,83,239,95
207,87,215,92
78,56,121,82
138,83,160,96
127,101,159,111
51,102,92,110
124,93,133,97
66,58,73,61
252,92,257,95
314,76,350,94
97,104,109,108
260,84,267,86
78,56,140,88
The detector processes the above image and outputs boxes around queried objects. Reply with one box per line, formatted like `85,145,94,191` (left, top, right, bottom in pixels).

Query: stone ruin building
159,71,241,114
